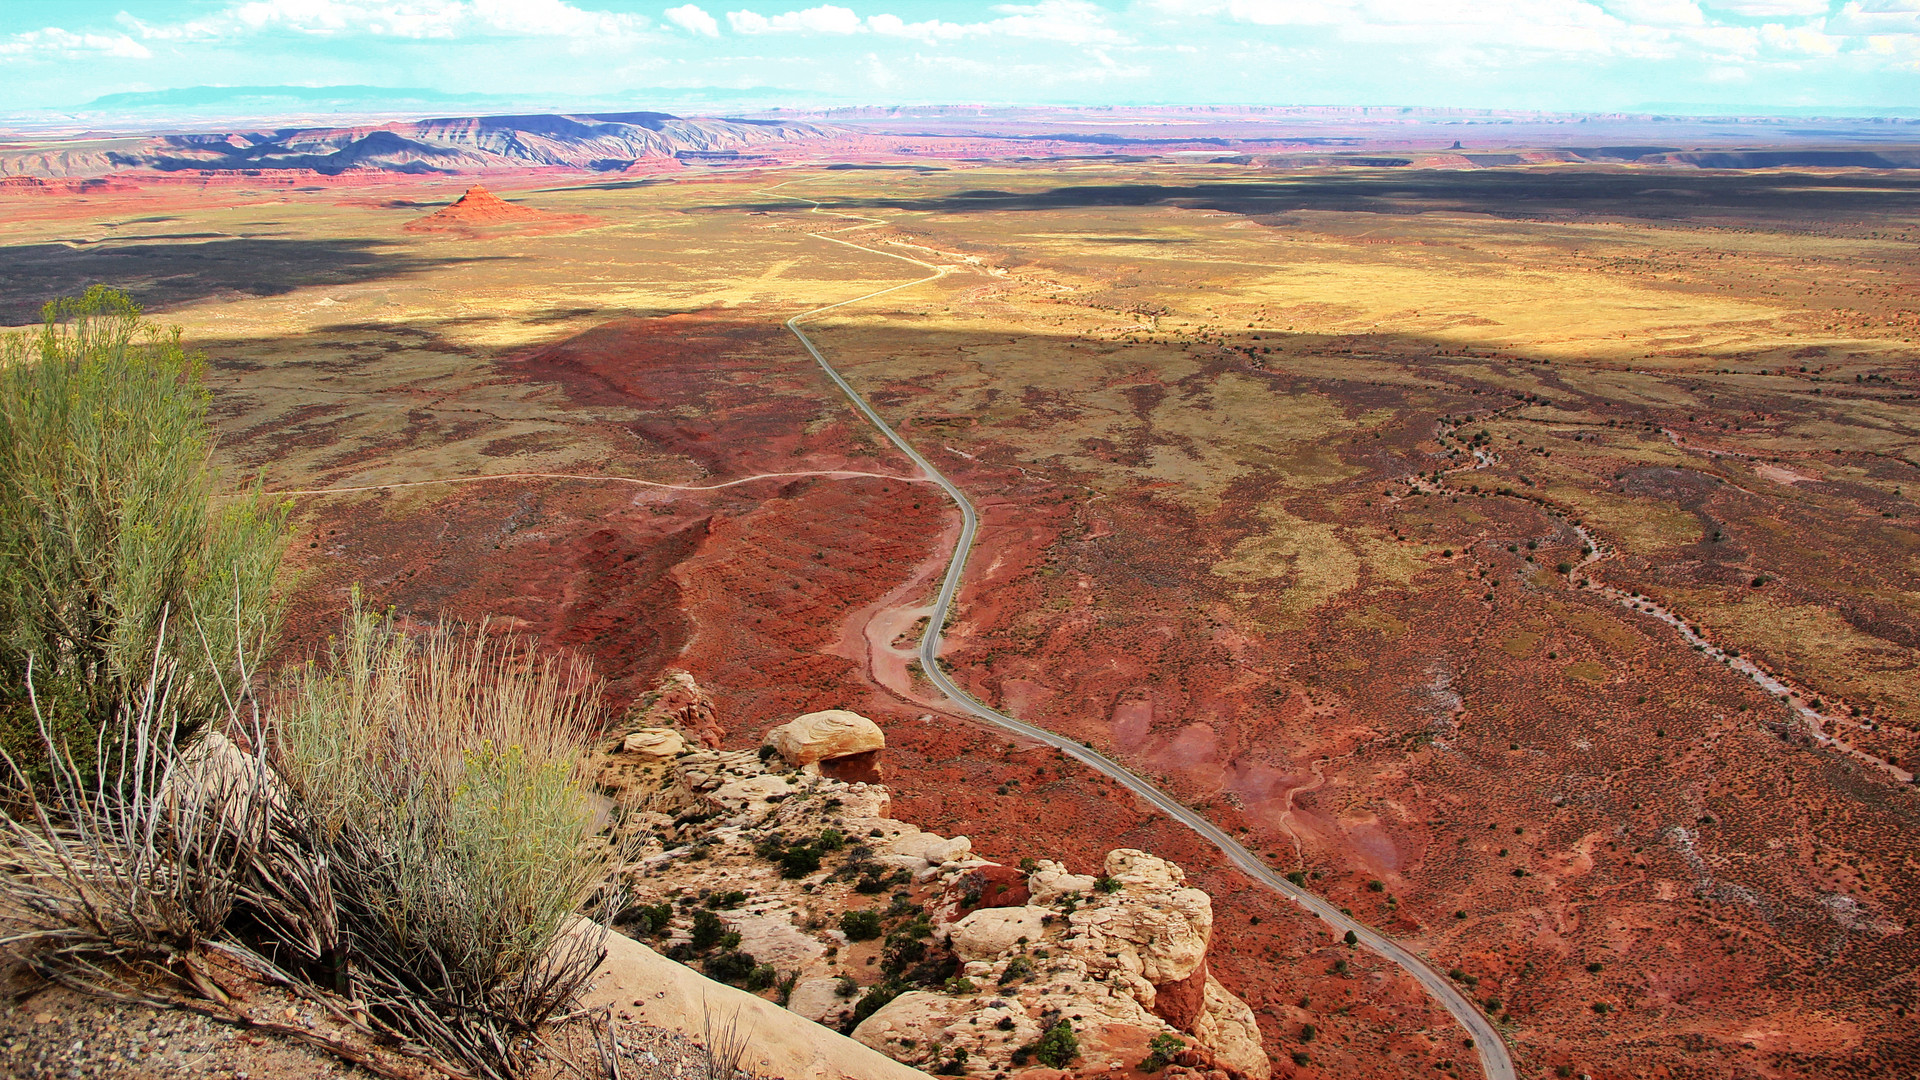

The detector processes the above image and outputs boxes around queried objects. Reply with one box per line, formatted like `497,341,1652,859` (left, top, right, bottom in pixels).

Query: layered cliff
0,112,839,178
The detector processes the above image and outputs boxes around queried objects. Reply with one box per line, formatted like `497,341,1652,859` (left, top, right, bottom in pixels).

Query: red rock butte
403,185,594,234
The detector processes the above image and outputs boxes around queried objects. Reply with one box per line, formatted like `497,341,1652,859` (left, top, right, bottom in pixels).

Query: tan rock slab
576,924,924,1080
1195,973,1271,1080
949,906,1050,962
1027,859,1098,904
785,976,854,1026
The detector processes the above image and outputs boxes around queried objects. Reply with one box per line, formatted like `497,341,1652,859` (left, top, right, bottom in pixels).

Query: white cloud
727,5,864,34
985,0,1129,44
1146,0,1627,30
726,1,1126,43
136,0,649,42
1135,0,1912,65
865,13,972,41
664,4,721,36
0,27,153,59
1145,0,1655,56
1760,20,1842,49
1602,0,1708,24
1831,0,1920,32
1699,0,1831,15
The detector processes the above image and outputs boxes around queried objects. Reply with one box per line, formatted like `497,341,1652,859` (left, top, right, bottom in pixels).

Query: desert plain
2,147,1917,1080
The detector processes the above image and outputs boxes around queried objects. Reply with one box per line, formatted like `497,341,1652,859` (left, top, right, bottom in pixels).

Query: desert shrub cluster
0,292,623,1080
0,287,285,777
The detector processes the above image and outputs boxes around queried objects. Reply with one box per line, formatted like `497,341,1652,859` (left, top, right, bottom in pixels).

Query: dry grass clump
1,596,623,1080
271,594,619,1073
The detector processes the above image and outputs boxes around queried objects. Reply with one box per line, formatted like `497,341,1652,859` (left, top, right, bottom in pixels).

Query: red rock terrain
262,310,1486,1080
274,303,1920,1080
201,161,1919,1080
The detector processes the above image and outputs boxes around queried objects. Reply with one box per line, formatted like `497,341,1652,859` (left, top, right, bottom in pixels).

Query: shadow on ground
708,169,1920,226
0,237,504,323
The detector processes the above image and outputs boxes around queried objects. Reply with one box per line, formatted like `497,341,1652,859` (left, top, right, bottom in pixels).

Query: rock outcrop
861,847,1269,1079
763,709,886,766
575,924,925,1080
621,669,723,748
597,692,1271,1080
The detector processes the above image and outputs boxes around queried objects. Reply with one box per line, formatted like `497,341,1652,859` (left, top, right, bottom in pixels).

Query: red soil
267,312,1477,1080
265,309,1920,1079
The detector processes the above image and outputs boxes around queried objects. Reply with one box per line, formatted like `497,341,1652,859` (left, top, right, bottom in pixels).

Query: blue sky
1,1,1916,115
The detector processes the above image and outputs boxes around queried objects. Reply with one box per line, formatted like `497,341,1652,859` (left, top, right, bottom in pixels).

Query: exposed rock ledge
598,674,1271,1080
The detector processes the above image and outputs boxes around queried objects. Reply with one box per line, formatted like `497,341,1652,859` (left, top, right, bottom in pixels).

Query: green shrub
621,901,675,936
704,949,758,985
881,923,929,976
4,592,619,1080
0,287,287,774
691,909,727,951
1141,1032,1185,1072
841,909,882,941
845,982,904,1032
1029,1021,1079,1068
780,845,822,878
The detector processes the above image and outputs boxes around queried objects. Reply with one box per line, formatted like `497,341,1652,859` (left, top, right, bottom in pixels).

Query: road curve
773,191,1517,1080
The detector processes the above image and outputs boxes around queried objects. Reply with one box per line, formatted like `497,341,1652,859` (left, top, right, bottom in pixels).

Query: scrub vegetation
0,292,622,1080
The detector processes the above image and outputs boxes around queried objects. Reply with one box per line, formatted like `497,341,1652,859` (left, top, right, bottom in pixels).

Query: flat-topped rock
764,709,885,766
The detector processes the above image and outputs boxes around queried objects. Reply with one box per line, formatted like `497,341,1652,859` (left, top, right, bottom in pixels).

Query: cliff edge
596,671,1271,1080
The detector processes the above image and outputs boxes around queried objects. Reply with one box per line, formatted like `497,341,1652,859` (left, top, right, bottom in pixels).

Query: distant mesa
402,185,599,236
0,111,838,180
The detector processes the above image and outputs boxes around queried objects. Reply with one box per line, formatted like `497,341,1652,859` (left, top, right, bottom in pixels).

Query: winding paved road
772,191,1517,1080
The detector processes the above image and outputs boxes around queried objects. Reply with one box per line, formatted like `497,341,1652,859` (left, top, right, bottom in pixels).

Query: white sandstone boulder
764,709,885,766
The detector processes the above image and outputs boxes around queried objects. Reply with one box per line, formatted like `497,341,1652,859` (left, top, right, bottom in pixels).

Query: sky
1,0,1917,116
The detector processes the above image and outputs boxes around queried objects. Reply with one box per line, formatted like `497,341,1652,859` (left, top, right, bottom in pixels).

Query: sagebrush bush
269,593,620,1075
0,287,286,774
2,592,624,1080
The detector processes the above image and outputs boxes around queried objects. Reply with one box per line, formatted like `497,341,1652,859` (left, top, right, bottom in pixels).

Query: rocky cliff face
0,113,840,178
599,673,1270,1080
